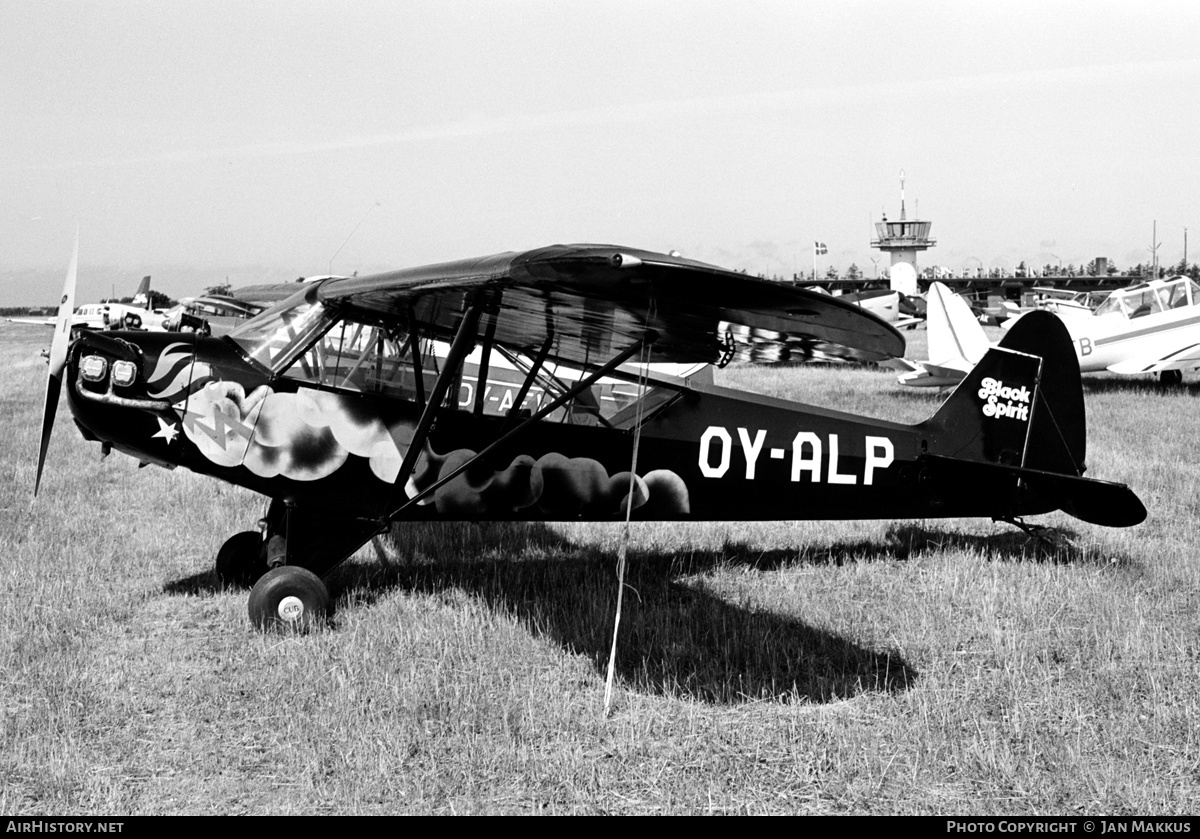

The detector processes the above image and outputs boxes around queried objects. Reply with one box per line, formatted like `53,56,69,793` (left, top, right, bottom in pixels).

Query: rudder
920,311,1086,477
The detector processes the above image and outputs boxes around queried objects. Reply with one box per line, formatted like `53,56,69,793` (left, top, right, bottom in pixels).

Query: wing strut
473,296,500,417
407,304,426,408
386,331,657,520
498,334,554,434
385,295,485,511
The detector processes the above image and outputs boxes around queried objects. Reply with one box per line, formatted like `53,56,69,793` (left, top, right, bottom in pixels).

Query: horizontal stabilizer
925,455,1146,527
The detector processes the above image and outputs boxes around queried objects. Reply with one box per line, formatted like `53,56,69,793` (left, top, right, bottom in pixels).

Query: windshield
226,287,336,373
1093,278,1199,319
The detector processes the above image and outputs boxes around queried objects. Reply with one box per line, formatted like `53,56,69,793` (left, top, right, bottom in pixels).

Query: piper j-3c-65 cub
36,240,1147,630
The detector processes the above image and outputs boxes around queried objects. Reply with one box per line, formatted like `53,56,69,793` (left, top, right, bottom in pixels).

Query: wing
180,294,265,319
318,244,905,367
1106,340,1200,375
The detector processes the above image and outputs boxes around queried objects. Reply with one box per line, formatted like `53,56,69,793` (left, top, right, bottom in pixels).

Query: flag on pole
814,242,828,255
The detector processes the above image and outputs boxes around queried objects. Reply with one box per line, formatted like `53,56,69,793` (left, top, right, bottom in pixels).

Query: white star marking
152,416,179,444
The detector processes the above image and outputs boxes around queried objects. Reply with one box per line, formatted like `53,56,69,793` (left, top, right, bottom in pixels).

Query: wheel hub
277,596,305,622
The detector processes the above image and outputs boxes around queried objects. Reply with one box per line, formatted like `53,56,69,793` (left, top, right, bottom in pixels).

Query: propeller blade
34,232,79,497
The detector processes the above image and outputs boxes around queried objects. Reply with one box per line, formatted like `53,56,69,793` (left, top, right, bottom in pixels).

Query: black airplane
36,239,1146,630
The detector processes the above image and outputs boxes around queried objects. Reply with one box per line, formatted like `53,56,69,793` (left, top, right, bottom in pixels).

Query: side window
280,318,458,406
278,321,681,427
282,321,404,395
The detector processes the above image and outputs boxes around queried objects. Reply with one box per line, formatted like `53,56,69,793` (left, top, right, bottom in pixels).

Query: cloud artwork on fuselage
143,342,691,518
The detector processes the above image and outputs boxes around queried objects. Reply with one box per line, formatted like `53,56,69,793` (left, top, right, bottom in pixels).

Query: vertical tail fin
921,310,1085,476
897,282,992,388
132,275,151,308
927,282,991,368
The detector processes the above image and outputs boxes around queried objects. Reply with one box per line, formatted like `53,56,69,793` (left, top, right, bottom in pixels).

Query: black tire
1160,369,1184,386
215,530,266,589
247,566,329,632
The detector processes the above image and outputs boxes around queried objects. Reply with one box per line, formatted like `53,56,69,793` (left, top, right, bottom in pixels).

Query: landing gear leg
995,517,1076,556
243,498,383,631
246,503,330,632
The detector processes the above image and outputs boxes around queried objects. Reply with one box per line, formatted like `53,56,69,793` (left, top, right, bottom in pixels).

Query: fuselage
63,326,1055,528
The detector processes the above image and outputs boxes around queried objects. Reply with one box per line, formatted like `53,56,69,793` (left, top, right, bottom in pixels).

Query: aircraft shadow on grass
339,523,918,706
165,520,1131,705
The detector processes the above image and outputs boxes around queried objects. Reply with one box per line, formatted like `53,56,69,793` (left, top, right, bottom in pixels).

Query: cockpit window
227,290,336,373
1094,278,1200,319
281,317,433,400
230,298,682,428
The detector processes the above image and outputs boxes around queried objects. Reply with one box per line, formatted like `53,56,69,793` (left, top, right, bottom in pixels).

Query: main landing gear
1160,369,1184,386
213,510,332,632
214,500,383,632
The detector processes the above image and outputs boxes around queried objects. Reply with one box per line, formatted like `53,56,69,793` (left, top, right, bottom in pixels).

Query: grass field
2,322,1198,815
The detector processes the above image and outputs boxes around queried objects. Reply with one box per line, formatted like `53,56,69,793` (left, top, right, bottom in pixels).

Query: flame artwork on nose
147,343,416,482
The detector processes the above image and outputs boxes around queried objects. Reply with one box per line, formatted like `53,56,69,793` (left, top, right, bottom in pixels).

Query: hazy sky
4,1,1200,305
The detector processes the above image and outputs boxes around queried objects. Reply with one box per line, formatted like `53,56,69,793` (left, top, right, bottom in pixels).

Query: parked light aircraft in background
839,288,923,330
893,283,989,389
10,275,208,333
803,263,925,330
973,287,1109,327
36,241,1145,631
903,276,1200,388
1002,275,1200,385
175,275,344,335
1026,287,1109,319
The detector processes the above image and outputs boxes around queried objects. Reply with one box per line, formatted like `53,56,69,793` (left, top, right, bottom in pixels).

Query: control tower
871,171,935,294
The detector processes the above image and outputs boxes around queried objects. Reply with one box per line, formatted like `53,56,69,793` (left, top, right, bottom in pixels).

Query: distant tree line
0,305,56,317
774,258,1200,283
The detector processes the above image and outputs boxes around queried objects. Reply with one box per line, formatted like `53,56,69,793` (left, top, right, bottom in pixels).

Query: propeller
34,231,79,497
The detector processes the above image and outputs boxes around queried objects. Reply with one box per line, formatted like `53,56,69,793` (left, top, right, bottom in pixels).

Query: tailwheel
247,566,329,632
215,530,267,589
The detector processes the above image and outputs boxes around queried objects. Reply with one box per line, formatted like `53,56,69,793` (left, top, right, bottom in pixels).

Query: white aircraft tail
896,282,993,388
131,276,152,308
927,281,990,368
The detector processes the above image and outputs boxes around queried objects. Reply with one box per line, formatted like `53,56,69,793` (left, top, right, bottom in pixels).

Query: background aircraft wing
1107,340,1200,375
318,244,905,367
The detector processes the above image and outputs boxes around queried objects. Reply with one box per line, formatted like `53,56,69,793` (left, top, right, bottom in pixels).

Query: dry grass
1,322,1197,814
